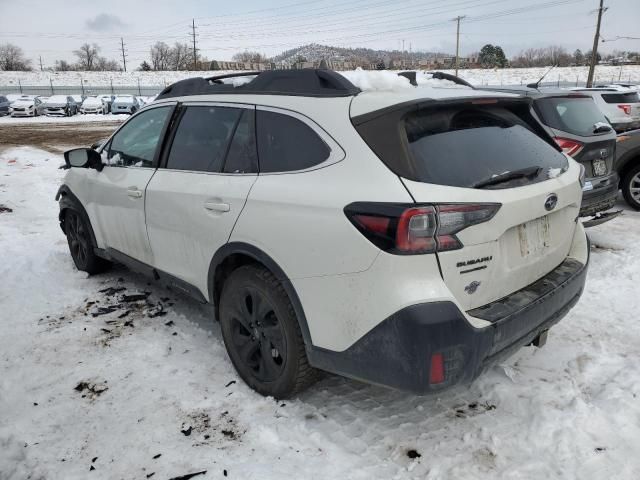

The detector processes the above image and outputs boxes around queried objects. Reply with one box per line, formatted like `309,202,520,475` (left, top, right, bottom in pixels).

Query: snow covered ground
1,65,639,89
0,114,125,125
1,145,640,480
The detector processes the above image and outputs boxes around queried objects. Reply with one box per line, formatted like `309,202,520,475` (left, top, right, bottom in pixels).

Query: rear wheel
622,163,640,210
219,265,319,398
64,210,110,274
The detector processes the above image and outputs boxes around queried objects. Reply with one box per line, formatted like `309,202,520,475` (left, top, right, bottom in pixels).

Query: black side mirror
63,148,103,171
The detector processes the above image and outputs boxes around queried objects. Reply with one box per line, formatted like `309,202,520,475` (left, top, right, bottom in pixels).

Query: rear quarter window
256,110,330,173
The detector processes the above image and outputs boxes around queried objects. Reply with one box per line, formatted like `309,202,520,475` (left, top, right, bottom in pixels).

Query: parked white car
43,95,78,116
10,96,45,117
111,95,139,114
572,87,640,132
57,70,589,398
79,96,106,114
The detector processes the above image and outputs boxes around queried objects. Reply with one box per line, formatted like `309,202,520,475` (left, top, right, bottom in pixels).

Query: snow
2,146,640,479
1,65,639,90
0,114,124,125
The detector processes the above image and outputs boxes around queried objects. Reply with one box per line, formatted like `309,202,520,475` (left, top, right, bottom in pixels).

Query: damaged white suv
57,70,589,398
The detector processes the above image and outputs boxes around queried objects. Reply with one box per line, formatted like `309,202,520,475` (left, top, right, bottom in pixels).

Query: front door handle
204,201,230,212
127,188,143,199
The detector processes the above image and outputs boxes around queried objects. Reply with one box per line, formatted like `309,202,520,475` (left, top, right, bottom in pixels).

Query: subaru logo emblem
544,194,558,211
465,281,481,294
599,149,608,159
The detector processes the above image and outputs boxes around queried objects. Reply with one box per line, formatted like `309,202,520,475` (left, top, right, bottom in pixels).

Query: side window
107,106,172,168
166,106,241,172
256,110,330,173
223,109,258,174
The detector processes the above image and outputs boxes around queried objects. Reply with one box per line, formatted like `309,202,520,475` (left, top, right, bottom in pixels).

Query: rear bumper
580,171,619,217
309,250,588,395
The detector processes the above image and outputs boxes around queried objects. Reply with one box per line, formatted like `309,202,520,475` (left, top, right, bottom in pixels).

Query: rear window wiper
472,166,543,189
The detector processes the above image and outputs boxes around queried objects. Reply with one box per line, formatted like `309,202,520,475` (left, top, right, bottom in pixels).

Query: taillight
345,202,500,255
553,137,584,157
618,104,632,115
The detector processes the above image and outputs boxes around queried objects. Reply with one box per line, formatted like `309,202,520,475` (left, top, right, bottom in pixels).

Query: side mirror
63,148,103,171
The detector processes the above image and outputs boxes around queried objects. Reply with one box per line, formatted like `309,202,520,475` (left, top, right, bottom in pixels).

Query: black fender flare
208,242,313,350
56,185,99,250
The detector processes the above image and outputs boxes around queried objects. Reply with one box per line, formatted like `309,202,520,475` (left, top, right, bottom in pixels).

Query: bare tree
150,42,171,70
170,42,192,70
232,51,268,63
54,59,74,71
74,43,101,71
0,43,31,71
95,57,120,71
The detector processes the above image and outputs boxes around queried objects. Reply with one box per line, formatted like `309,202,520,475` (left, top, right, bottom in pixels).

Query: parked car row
0,93,156,118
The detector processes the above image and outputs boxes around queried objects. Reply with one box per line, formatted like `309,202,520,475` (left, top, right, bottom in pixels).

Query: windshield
535,96,610,137
404,106,568,188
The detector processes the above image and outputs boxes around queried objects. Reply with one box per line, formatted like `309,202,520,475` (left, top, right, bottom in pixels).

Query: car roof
349,88,517,117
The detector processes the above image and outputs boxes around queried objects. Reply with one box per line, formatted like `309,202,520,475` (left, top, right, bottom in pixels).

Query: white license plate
592,159,607,176
517,216,550,257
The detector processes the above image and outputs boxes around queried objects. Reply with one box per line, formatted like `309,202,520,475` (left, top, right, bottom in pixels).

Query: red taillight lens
618,104,632,115
553,137,584,157
429,353,445,384
345,202,500,255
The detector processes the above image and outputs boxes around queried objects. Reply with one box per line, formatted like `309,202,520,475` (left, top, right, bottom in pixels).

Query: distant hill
270,43,448,66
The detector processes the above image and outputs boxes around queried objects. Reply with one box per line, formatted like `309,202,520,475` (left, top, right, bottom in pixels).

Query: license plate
518,216,550,257
592,159,607,177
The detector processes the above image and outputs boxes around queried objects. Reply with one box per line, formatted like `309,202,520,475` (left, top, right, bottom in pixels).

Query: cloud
85,13,127,32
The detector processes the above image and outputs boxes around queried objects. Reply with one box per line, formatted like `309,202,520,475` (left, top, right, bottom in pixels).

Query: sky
0,0,638,69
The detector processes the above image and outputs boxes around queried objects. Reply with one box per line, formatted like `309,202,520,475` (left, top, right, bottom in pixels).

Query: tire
64,209,110,274
622,163,640,210
219,265,319,398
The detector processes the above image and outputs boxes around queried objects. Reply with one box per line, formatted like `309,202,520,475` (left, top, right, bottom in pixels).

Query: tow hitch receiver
529,330,549,348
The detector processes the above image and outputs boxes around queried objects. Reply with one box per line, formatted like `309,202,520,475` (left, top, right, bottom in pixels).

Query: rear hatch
353,96,582,311
534,95,616,177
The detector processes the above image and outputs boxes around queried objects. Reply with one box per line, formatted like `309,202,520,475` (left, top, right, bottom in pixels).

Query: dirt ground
0,122,120,153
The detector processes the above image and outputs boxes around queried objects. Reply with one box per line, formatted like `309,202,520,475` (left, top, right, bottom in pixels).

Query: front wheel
622,163,640,210
64,210,110,274
219,265,319,398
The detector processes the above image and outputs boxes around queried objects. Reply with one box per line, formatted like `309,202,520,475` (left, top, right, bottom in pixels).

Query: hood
82,98,103,107
45,102,67,108
12,100,35,107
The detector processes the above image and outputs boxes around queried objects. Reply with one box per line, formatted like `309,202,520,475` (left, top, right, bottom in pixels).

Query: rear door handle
127,188,143,198
204,201,230,212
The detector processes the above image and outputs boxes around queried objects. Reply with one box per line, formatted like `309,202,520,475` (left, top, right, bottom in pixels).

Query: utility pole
586,0,607,87
39,55,43,71
452,15,465,77
120,37,127,72
191,19,198,71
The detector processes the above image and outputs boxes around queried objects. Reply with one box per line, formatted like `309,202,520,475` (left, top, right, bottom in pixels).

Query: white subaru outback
57,70,589,398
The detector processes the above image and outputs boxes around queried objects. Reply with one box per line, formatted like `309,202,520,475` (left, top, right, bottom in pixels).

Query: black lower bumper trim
308,255,588,394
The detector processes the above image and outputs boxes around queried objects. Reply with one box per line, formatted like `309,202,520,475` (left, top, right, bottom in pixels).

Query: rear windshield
535,96,609,136
403,106,568,188
601,92,640,103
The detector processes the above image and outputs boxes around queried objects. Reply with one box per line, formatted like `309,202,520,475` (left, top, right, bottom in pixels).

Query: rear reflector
429,353,445,384
553,137,584,157
345,202,500,255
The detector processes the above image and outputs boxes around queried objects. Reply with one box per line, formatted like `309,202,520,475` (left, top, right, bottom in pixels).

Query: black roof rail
156,69,361,100
396,70,474,89
427,71,475,89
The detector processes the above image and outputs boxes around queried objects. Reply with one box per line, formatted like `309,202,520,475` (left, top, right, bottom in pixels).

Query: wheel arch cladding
208,242,313,350
55,185,98,248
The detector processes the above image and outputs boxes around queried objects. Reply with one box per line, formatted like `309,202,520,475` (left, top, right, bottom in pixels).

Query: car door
89,104,175,265
145,103,258,297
